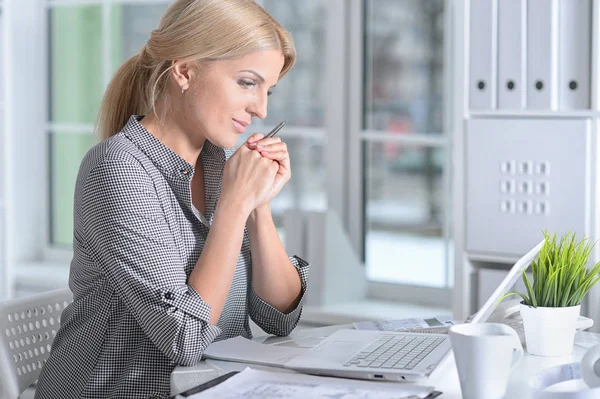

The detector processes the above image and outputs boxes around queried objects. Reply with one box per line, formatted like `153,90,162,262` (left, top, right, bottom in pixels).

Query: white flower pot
520,303,580,357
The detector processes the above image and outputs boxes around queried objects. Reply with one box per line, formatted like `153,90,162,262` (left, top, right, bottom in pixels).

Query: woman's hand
246,133,291,205
219,144,279,217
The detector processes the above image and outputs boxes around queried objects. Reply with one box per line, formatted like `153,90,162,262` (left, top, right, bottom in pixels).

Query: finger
272,173,285,192
270,160,280,176
263,152,290,177
254,137,282,147
272,165,291,191
256,142,287,152
278,151,291,171
258,150,288,162
247,133,265,144
236,142,253,155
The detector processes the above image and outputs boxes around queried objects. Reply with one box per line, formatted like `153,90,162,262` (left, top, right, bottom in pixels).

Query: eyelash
238,80,273,96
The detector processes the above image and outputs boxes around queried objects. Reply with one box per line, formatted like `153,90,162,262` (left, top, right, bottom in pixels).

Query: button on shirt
35,116,310,399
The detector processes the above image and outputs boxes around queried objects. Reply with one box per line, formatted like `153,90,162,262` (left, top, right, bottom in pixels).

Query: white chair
0,289,72,399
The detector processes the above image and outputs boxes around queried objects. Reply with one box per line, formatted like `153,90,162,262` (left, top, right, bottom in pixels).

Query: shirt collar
120,115,233,179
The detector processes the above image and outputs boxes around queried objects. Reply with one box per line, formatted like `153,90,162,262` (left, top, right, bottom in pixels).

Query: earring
181,85,186,94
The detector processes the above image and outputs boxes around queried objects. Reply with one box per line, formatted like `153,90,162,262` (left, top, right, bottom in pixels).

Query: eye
238,79,256,88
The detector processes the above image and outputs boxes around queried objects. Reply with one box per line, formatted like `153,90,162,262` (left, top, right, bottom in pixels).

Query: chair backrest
0,288,72,399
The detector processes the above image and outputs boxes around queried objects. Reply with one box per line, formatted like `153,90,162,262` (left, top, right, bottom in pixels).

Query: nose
248,93,268,120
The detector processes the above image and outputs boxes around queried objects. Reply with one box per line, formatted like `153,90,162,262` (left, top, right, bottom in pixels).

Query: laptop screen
470,240,545,324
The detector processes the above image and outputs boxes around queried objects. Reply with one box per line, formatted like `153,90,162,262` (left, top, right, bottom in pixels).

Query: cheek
227,83,256,110
190,91,219,120
190,82,249,125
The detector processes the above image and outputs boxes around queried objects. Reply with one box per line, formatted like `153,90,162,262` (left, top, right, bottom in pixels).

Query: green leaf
499,231,600,308
498,291,530,306
522,271,536,307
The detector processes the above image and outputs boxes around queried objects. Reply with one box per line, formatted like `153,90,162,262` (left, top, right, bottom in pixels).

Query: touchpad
314,340,364,360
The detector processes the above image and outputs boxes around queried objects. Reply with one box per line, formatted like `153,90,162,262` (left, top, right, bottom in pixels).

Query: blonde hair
97,0,296,140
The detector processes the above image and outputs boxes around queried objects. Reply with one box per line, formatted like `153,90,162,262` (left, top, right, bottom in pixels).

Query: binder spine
497,0,527,109
469,0,498,110
526,0,559,110
558,0,592,109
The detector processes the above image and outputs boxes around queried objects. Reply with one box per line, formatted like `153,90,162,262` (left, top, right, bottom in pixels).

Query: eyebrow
240,69,277,88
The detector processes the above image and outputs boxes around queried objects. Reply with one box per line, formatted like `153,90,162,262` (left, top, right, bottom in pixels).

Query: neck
140,108,205,167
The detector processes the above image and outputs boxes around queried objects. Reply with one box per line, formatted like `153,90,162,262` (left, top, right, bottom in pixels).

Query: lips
232,119,248,133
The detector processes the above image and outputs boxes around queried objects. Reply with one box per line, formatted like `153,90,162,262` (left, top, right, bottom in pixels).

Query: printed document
186,368,436,399
353,315,455,332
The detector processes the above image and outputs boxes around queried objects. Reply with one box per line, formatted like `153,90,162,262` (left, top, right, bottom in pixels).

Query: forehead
213,49,285,85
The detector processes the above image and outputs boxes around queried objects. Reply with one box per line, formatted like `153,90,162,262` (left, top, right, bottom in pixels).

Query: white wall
2,0,48,299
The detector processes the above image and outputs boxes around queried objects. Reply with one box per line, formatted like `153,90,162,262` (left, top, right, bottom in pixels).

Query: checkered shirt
34,116,309,399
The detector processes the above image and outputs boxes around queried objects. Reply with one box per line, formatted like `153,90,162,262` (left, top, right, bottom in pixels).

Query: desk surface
171,325,600,398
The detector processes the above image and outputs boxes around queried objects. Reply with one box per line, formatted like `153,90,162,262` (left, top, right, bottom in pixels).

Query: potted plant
501,231,600,356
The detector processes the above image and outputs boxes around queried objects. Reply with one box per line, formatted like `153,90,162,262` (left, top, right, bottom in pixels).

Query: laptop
284,240,545,382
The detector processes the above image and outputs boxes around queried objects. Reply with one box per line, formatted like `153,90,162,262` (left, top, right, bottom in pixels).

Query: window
48,3,168,247
358,0,452,292
250,0,328,223
49,5,103,246
40,0,453,305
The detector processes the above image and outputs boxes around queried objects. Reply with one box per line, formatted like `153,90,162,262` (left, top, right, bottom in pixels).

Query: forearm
188,202,248,324
247,204,302,313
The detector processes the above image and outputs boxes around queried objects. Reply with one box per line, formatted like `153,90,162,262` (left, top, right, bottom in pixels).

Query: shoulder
75,134,155,197
82,133,148,171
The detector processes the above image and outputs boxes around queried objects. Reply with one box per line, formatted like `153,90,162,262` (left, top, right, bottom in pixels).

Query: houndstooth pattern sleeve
249,255,310,336
81,158,221,366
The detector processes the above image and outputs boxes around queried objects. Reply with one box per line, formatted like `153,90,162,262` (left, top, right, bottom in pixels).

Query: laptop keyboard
343,334,446,370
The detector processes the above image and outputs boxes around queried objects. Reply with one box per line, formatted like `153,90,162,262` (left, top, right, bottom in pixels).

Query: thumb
272,171,285,190
247,133,264,145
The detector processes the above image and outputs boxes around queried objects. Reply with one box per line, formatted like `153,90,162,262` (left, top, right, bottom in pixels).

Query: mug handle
506,327,524,366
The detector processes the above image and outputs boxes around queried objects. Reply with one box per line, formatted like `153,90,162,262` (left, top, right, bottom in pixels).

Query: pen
264,120,286,138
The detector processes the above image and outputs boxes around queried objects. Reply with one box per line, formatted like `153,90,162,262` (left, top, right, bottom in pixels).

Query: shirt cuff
159,285,222,337
249,255,310,336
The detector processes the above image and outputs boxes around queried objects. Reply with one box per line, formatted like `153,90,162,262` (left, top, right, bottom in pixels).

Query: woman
35,0,308,397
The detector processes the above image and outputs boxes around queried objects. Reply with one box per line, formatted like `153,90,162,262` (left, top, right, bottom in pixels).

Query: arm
82,159,245,366
243,135,310,335
246,204,303,313
246,204,309,336
188,199,247,324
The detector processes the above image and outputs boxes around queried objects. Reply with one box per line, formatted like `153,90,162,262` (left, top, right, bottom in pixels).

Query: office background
1,0,599,329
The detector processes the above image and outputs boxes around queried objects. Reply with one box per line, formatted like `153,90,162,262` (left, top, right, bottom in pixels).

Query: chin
213,136,238,149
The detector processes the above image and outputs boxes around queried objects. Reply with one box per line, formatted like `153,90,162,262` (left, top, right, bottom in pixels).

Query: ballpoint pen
246,120,286,150
264,120,286,138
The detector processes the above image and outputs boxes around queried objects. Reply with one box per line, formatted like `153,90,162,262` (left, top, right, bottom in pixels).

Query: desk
171,325,600,398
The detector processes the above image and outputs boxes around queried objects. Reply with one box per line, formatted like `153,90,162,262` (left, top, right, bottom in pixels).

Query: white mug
449,323,523,399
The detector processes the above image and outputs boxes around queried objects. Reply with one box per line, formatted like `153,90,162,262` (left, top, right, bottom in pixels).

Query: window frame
7,0,454,307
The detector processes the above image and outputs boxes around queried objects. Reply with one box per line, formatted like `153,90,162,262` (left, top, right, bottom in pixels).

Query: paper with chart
187,368,436,399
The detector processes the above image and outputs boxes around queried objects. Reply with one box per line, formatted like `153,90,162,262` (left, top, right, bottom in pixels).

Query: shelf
466,251,521,265
469,110,597,119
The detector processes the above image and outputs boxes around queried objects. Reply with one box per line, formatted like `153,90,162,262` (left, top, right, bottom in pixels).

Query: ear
171,60,194,91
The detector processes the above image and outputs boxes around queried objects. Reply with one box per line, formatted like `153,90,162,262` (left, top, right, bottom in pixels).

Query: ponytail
96,48,155,140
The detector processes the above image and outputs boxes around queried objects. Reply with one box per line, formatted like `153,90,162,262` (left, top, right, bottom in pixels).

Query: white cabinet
453,0,600,329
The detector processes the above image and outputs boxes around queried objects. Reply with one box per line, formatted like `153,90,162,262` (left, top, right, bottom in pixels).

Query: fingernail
257,145,265,149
